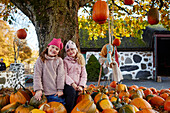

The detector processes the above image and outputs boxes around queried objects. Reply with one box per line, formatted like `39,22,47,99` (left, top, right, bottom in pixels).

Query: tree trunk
11,0,92,58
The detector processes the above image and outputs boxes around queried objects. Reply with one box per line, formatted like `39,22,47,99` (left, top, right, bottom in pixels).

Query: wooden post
98,63,104,86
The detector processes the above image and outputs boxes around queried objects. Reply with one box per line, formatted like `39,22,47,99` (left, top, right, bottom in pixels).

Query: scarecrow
99,38,123,84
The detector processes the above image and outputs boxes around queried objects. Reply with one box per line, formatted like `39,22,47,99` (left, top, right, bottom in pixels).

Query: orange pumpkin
96,98,113,112
76,93,92,104
10,86,31,104
17,29,27,39
94,93,109,104
29,109,46,113
136,109,156,113
149,96,165,107
130,97,152,109
147,8,159,25
143,88,153,97
110,81,117,88
92,0,109,24
112,38,121,46
15,101,34,113
102,108,118,113
43,102,67,113
118,89,129,99
1,102,21,113
115,84,127,93
160,93,169,100
149,87,157,94
164,100,170,111
124,0,134,5
71,99,96,113
0,93,10,109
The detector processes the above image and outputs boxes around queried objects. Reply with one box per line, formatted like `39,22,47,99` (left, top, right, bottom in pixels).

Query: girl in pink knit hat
33,38,65,104
63,40,87,113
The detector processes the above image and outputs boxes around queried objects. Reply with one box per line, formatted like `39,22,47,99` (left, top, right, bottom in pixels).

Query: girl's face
48,45,60,57
66,48,77,58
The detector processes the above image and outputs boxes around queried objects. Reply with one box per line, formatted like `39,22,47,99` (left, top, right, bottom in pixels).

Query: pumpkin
10,85,31,104
129,89,144,99
160,93,169,100
15,101,34,113
149,95,165,107
0,93,10,109
164,100,170,111
102,108,118,113
115,84,127,93
124,0,134,5
112,38,121,46
139,86,147,90
91,92,100,100
143,88,153,97
94,93,109,104
118,89,129,99
92,0,109,24
96,98,113,112
1,102,21,113
88,84,95,88
130,97,152,109
43,101,67,113
147,8,159,25
149,87,157,94
19,82,33,98
17,29,27,39
76,92,92,104
119,104,139,113
71,99,96,113
110,81,117,88
29,94,47,108
136,109,156,113
160,89,170,94
29,109,46,113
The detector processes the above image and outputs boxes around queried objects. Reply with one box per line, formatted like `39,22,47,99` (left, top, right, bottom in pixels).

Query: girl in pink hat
33,38,65,104
63,40,87,113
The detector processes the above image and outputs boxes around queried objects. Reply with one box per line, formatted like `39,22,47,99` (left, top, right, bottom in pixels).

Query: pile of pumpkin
0,81,170,113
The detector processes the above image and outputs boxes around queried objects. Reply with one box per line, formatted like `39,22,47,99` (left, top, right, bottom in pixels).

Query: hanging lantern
147,8,159,25
124,0,134,5
92,0,109,24
17,29,27,39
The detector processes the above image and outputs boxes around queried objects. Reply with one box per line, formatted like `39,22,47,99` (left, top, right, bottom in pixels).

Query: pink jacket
33,54,65,95
64,56,87,87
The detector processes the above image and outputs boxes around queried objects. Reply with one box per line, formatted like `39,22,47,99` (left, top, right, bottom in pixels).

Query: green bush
86,54,104,81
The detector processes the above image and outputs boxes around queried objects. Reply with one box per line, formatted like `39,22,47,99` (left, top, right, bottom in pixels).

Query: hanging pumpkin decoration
92,0,109,24
124,0,134,5
112,38,121,46
17,29,27,39
147,8,159,25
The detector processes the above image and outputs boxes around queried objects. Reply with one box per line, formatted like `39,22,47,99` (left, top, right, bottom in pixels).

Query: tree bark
11,0,92,58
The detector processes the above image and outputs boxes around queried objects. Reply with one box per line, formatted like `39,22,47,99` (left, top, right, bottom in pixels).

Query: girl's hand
34,90,42,101
77,86,83,92
55,91,63,97
71,83,77,90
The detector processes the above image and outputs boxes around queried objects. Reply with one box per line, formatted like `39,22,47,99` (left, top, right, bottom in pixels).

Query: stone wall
0,63,25,88
86,51,153,80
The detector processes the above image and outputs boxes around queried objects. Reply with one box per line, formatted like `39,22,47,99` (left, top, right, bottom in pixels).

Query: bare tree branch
112,0,130,15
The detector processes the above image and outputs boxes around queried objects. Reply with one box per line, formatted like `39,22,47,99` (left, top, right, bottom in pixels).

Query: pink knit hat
48,38,63,50
65,40,78,52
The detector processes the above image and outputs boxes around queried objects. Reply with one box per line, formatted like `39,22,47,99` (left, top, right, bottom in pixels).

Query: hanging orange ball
112,38,121,46
147,8,159,25
124,0,134,5
92,0,109,24
17,29,27,39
